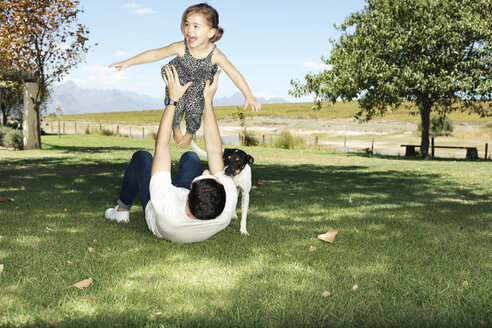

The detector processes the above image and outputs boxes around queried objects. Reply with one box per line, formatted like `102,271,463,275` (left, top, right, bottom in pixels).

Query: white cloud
114,51,127,58
122,3,156,15
131,8,157,15
122,3,139,9
303,61,331,70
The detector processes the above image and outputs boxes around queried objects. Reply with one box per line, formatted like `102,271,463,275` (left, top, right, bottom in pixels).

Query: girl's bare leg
177,132,194,148
173,126,184,145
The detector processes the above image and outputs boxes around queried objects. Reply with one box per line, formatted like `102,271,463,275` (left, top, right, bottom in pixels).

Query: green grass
1,135,491,327
57,101,491,123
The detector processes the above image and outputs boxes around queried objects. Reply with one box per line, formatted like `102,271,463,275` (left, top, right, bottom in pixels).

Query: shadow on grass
1,155,490,327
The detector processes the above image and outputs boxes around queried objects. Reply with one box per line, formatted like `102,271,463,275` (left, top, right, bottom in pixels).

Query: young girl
109,3,261,147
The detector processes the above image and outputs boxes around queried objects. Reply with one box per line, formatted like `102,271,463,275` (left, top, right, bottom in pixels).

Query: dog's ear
247,155,254,166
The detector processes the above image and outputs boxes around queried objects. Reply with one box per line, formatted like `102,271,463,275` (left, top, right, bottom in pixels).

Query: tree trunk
1,106,7,126
33,101,42,149
419,100,431,157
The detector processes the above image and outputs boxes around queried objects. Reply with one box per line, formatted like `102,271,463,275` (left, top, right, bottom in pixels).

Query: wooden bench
401,144,479,159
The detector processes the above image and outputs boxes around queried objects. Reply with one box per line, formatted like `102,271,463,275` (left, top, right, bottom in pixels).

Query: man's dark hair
188,178,226,220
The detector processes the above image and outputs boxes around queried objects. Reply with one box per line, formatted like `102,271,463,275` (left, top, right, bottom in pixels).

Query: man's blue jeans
117,150,203,211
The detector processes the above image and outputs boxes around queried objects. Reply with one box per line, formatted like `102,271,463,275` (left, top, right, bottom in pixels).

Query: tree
0,0,92,149
0,80,23,126
291,0,492,157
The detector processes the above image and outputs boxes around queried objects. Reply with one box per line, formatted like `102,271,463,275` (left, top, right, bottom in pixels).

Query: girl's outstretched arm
109,41,184,71
213,49,262,112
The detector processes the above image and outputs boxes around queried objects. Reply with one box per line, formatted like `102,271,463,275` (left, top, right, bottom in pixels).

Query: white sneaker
104,206,130,223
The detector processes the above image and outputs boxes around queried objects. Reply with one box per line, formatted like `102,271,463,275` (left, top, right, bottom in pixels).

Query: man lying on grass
104,65,237,243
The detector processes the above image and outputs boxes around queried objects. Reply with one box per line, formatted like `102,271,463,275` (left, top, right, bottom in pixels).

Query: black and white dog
191,140,254,235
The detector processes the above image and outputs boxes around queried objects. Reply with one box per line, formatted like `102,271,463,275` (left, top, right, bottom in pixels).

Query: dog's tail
190,140,208,159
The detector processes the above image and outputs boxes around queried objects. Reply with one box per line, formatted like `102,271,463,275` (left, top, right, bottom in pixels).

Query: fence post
371,138,374,153
485,143,488,160
344,136,347,152
87,123,90,134
74,121,77,134
129,126,132,138
58,120,61,138
63,121,65,133
142,127,145,139
116,125,119,136
431,137,435,158
51,120,53,133
315,136,319,146
99,123,102,132
262,135,265,144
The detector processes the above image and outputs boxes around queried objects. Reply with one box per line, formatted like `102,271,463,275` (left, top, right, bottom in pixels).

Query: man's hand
203,70,221,103
162,65,193,102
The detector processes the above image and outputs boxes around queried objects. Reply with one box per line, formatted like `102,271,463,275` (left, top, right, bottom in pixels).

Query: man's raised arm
151,65,192,176
202,70,224,175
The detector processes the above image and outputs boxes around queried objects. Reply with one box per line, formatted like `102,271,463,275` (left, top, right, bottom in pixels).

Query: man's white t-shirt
145,170,238,243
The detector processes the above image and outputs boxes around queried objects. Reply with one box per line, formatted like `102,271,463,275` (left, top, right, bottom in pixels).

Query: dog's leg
239,190,250,235
232,193,239,220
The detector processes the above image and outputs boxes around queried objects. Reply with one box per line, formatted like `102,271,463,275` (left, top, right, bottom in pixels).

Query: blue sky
64,0,366,102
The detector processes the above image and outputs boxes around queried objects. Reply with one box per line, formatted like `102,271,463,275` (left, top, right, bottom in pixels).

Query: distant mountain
213,92,289,107
47,82,289,115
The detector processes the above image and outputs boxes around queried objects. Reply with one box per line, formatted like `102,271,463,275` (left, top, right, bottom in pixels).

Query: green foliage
242,131,259,146
0,125,22,148
418,114,454,137
273,129,306,149
291,0,492,155
100,128,116,136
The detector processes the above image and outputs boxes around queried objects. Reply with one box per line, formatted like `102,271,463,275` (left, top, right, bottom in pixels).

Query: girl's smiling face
183,13,215,48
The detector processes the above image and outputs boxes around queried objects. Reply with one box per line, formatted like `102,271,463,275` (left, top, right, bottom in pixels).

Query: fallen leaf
354,228,360,233
433,191,438,195
462,280,469,287
0,264,3,273
352,274,357,280
20,186,25,191
155,312,162,317
317,229,339,243
54,195,62,200
88,247,95,253
309,246,317,252
284,253,291,257
321,290,331,298
114,324,123,328
323,186,330,189
271,253,279,258
14,206,19,210
351,284,359,291
45,197,50,201
67,260,73,265
64,208,68,212
68,277,93,289
33,241,39,248
257,179,263,185
45,227,53,232
49,319,56,326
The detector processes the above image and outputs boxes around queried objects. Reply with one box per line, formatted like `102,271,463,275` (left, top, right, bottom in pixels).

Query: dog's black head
223,148,254,176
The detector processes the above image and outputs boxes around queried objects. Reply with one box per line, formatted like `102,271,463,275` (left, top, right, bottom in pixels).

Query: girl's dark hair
188,178,226,220
181,3,224,42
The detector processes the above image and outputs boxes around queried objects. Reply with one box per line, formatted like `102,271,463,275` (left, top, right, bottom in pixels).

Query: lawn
1,135,491,327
